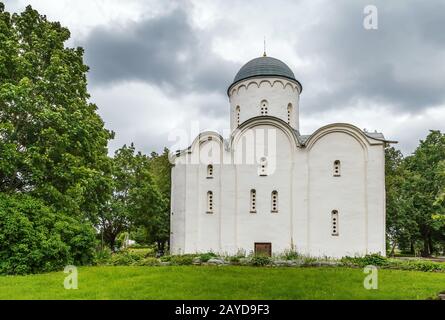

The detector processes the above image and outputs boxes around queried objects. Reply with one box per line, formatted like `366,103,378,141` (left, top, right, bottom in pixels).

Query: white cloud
302,103,445,155
90,81,228,154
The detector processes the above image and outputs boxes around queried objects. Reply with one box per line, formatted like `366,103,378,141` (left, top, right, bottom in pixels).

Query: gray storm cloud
5,0,445,155
83,7,237,96
297,0,445,115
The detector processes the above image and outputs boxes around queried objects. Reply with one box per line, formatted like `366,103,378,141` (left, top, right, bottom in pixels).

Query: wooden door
254,242,272,257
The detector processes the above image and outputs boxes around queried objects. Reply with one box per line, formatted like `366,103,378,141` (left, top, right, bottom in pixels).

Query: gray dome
233,56,296,83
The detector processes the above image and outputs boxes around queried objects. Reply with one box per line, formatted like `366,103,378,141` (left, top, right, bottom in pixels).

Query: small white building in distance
170,54,394,258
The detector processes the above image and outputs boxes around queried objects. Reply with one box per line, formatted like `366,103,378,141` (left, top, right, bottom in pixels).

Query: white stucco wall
170,122,386,258
170,70,386,258
229,77,301,132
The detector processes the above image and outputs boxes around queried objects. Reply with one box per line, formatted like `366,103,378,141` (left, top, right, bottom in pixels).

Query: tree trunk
428,235,434,256
390,242,397,257
421,238,430,257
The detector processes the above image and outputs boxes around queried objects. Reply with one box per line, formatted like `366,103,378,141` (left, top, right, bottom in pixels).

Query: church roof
228,56,302,93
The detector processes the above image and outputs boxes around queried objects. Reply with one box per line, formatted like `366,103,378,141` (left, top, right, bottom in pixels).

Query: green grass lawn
0,266,444,300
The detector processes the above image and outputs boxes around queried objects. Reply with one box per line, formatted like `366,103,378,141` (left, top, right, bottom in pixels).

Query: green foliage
0,4,115,274
136,257,161,266
145,149,172,252
99,144,165,251
228,256,241,265
340,255,445,273
250,255,272,266
128,247,156,257
94,247,113,265
404,260,445,272
385,131,445,256
341,254,388,267
110,250,147,266
386,259,445,272
282,249,301,260
0,5,113,220
199,252,217,262
160,255,172,262
0,194,96,274
169,254,196,266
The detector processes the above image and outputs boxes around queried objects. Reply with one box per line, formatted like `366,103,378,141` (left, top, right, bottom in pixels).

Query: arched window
331,210,339,235
236,105,240,126
207,191,213,213
271,190,278,212
259,157,268,176
260,100,268,115
207,164,213,178
250,189,256,213
333,160,341,176
287,103,292,124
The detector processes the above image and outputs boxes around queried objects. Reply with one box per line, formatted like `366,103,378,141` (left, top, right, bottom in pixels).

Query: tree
0,4,113,220
385,131,445,256
385,147,412,255
99,144,164,251
389,131,445,256
146,148,172,252
0,193,96,275
406,131,445,256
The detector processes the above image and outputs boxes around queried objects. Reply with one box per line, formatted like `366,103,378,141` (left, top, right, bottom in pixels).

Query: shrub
111,250,145,266
199,252,217,262
250,255,272,266
136,257,160,266
0,194,97,275
169,254,196,265
94,247,113,265
160,255,172,262
128,247,155,257
228,256,241,265
341,254,388,267
401,260,445,272
301,256,318,266
282,250,301,260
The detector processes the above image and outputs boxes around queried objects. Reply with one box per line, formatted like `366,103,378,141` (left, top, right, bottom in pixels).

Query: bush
250,255,272,266
169,254,196,265
301,256,318,265
94,247,113,265
341,254,388,267
136,257,160,266
0,194,97,275
398,260,445,272
199,252,217,262
228,256,241,265
282,250,301,260
160,255,172,262
110,250,145,266
128,247,155,257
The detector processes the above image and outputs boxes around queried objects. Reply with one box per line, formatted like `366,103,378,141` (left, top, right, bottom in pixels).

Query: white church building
170,54,393,258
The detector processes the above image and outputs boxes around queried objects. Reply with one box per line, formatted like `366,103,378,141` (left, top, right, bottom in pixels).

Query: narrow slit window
236,105,240,126
250,189,256,213
271,190,278,212
331,210,339,236
260,100,268,115
287,103,292,124
207,191,213,213
207,164,213,178
259,157,268,176
333,160,341,176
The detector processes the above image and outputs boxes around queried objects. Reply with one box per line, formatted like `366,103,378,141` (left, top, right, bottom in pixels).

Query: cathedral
170,54,393,258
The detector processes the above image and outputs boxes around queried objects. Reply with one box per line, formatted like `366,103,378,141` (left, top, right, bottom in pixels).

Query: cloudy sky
6,0,445,156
